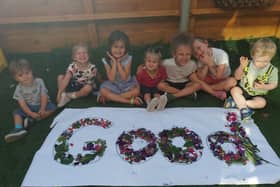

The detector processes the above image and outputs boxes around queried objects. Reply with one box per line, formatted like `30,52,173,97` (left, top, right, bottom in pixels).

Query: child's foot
147,97,159,112
67,92,77,99
213,91,227,100
23,117,35,130
224,96,237,108
157,95,168,111
130,96,143,106
57,92,71,107
4,128,27,143
240,108,254,121
97,94,106,104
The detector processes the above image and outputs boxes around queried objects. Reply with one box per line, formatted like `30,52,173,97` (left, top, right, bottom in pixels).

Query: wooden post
83,0,99,48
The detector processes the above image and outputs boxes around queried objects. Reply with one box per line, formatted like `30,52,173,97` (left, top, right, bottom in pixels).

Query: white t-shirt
196,48,231,78
162,58,197,83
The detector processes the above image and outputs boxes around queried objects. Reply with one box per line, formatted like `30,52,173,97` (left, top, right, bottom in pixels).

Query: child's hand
38,109,48,118
254,80,265,89
30,112,41,119
106,51,117,63
240,56,249,68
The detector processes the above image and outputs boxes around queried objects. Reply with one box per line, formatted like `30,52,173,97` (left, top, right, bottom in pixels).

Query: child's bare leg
157,82,179,94
247,97,266,109
100,88,131,104
120,86,140,99
69,85,92,99
211,77,237,91
231,86,247,109
173,82,200,98
57,75,70,102
144,93,152,104
14,114,23,127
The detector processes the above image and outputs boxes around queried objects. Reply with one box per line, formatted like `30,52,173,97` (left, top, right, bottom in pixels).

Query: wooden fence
0,0,280,53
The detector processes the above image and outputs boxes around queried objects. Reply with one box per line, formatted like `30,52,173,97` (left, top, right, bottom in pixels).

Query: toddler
225,38,278,120
5,59,56,143
136,46,168,111
57,43,98,107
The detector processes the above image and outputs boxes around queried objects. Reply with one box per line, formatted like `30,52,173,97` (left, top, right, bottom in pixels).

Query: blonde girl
57,43,98,107
136,46,168,111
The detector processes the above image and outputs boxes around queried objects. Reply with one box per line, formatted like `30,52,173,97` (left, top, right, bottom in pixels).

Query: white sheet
21,107,280,186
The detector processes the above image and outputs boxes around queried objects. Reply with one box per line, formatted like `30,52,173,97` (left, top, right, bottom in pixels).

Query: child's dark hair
9,59,32,77
145,46,162,59
171,33,193,53
108,30,130,53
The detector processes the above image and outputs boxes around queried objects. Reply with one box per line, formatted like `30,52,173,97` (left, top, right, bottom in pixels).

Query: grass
0,38,279,187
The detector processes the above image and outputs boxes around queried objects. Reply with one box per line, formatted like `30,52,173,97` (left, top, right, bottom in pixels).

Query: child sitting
5,59,56,143
57,43,99,107
136,46,168,111
98,30,142,105
225,38,278,120
192,37,236,100
157,33,201,101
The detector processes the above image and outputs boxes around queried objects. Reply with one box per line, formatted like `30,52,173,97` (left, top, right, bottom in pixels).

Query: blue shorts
13,102,57,118
100,76,138,94
140,85,160,95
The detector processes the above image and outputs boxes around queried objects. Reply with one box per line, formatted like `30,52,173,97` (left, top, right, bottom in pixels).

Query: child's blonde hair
72,43,89,59
251,38,277,60
145,46,162,60
9,59,32,77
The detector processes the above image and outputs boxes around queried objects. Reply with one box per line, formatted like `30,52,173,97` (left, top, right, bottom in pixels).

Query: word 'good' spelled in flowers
158,127,203,164
207,112,270,165
116,128,158,164
54,118,111,166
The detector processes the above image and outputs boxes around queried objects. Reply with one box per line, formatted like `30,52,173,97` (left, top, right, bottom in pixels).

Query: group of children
4,30,278,143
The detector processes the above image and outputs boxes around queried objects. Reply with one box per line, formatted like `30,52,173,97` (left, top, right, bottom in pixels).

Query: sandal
130,96,143,106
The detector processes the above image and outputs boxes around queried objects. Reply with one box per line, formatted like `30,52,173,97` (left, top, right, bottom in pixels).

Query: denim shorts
140,85,160,95
13,102,57,118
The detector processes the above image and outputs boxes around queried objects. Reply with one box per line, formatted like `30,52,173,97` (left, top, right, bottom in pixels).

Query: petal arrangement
158,127,203,164
54,118,111,166
116,128,158,164
207,112,269,165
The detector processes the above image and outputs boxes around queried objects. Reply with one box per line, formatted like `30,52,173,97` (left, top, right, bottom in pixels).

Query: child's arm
116,54,131,81
254,82,278,91
234,56,248,80
196,65,208,80
38,94,48,117
136,64,144,74
104,52,117,81
18,100,40,119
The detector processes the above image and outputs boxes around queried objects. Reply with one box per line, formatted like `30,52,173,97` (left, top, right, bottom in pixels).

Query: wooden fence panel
1,0,280,53
0,0,180,53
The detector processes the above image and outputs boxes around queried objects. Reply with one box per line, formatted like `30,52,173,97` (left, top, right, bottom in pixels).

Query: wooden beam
191,7,280,17
0,10,180,25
